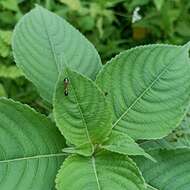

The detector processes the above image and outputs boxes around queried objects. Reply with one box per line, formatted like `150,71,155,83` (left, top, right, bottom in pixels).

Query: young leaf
56,151,146,190
96,44,190,140
60,0,81,11
62,143,93,157
53,68,112,155
0,65,23,78
101,131,155,162
0,98,66,190
134,148,190,190
153,0,164,11
0,0,19,12
12,5,102,103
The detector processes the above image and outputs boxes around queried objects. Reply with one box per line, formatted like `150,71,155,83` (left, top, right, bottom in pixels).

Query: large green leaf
134,148,190,190
0,98,66,190
12,5,102,103
54,68,112,155
140,107,190,150
56,151,146,190
101,131,155,161
96,44,190,140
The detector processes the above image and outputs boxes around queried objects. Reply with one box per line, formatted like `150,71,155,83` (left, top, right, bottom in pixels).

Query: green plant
1,0,190,111
0,5,190,190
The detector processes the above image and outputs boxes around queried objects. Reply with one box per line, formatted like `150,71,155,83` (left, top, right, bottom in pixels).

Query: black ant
64,77,69,96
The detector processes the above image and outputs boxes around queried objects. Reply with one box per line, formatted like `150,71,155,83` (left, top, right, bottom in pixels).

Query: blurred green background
0,0,190,114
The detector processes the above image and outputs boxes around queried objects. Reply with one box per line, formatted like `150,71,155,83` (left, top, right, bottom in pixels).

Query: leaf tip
183,41,190,52
34,3,42,8
34,4,46,12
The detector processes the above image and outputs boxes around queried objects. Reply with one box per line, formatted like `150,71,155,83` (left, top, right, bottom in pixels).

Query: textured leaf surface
96,44,190,140
12,5,102,103
54,68,112,154
135,148,190,190
56,151,146,190
101,131,155,161
140,107,190,150
0,98,66,190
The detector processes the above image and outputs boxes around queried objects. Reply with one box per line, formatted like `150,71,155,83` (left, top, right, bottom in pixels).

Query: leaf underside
56,151,146,190
96,44,190,140
12,5,102,103
0,98,65,190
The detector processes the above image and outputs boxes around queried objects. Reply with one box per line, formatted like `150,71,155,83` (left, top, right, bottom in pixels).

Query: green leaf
153,0,164,11
0,84,7,97
134,148,190,190
96,44,190,140
60,0,81,11
101,131,155,162
0,0,19,11
56,151,146,190
12,5,102,103
0,98,66,190
140,139,181,151
0,30,12,58
140,106,190,151
62,143,93,156
0,65,23,79
0,30,12,45
54,68,112,155
147,184,159,190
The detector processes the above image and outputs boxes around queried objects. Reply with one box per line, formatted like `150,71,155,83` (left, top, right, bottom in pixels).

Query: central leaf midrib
66,69,94,150
38,7,59,73
0,153,66,163
113,49,181,128
92,156,101,190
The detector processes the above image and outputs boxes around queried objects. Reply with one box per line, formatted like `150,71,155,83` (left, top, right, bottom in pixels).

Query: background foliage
0,0,189,114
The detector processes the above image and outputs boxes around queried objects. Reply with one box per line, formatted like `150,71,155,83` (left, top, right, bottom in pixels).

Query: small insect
105,92,108,96
64,77,69,96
